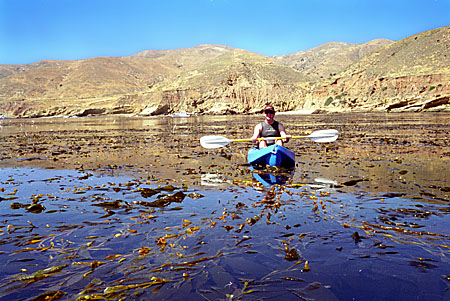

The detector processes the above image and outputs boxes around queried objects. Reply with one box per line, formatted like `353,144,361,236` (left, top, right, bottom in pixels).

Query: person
251,105,289,149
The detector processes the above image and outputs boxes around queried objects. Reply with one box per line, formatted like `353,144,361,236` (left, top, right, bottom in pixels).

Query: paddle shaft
231,136,299,142
200,129,338,148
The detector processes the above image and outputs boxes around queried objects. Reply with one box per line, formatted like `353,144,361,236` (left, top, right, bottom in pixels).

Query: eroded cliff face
125,83,308,116
3,73,448,118
300,73,450,113
137,73,450,116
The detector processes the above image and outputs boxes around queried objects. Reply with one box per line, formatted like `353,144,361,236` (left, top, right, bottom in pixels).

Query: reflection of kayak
247,144,295,168
252,170,292,186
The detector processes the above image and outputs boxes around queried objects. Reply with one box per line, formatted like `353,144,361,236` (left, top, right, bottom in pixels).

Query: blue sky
1,0,449,64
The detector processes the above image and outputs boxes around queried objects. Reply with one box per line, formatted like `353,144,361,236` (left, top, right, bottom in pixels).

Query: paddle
200,129,338,149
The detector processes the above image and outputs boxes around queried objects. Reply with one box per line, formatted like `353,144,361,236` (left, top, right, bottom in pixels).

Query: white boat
171,110,190,118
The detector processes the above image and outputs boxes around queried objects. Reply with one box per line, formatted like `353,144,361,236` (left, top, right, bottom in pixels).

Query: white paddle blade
200,136,231,149
307,129,338,143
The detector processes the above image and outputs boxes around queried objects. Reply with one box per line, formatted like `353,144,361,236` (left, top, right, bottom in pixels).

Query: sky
1,0,449,65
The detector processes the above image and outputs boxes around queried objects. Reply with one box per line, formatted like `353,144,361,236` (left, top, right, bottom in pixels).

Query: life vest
260,121,280,145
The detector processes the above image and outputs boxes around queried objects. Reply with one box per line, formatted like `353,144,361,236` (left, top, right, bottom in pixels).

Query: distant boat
171,110,190,117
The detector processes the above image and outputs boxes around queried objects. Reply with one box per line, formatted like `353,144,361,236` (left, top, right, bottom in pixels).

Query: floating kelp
134,191,186,207
0,113,449,300
92,199,129,209
16,264,68,283
139,187,158,198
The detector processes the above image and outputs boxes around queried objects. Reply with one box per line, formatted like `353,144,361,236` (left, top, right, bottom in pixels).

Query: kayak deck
247,144,295,168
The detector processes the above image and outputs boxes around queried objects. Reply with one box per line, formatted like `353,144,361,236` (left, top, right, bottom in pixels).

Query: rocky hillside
0,26,449,118
304,26,450,113
272,39,392,81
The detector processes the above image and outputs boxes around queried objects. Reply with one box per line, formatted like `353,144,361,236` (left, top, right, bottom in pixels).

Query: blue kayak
247,144,295,168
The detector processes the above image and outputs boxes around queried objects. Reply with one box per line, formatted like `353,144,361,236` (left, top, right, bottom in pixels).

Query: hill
0,26,449,118
272,39,392,81
305,25,450,112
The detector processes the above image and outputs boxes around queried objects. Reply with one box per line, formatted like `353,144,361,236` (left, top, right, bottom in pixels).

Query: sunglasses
264,110,275,114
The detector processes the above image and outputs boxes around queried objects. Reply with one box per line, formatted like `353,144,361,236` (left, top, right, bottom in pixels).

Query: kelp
133,191,186,207
30,290,66,301
1,264,69,287
78,278,172,300
0,113,449,300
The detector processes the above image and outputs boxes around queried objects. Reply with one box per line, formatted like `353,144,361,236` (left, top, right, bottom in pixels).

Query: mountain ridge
1,25,449,118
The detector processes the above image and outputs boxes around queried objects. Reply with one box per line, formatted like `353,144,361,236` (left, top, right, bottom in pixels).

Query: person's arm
278,122,289,143
251,123,262,143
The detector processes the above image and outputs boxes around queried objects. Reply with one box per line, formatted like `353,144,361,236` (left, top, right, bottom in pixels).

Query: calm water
0,112,449,300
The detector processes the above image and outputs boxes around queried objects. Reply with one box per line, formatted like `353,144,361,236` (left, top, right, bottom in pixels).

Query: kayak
247,144,295,168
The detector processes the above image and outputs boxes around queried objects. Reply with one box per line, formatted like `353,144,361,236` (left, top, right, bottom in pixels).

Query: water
0,113,449,300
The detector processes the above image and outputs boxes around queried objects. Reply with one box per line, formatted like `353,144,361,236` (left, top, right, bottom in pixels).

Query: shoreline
2,108,450,120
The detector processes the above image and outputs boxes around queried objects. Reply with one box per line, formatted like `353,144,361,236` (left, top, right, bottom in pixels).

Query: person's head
263,105,276,121
263,105,275,114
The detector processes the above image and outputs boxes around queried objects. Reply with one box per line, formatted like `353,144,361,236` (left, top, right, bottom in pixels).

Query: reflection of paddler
250,166,293,187
252,171,280,187
261,190,279,209
263,190,275,202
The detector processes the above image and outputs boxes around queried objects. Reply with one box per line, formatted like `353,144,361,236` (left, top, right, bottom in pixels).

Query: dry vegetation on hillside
0,26,449,118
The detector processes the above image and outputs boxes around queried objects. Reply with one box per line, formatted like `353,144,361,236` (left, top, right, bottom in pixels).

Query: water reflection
201,173,227,186
0,112,449,300
250,166,294,187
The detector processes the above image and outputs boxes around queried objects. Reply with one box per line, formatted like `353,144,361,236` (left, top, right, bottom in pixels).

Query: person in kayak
251,105,289,149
